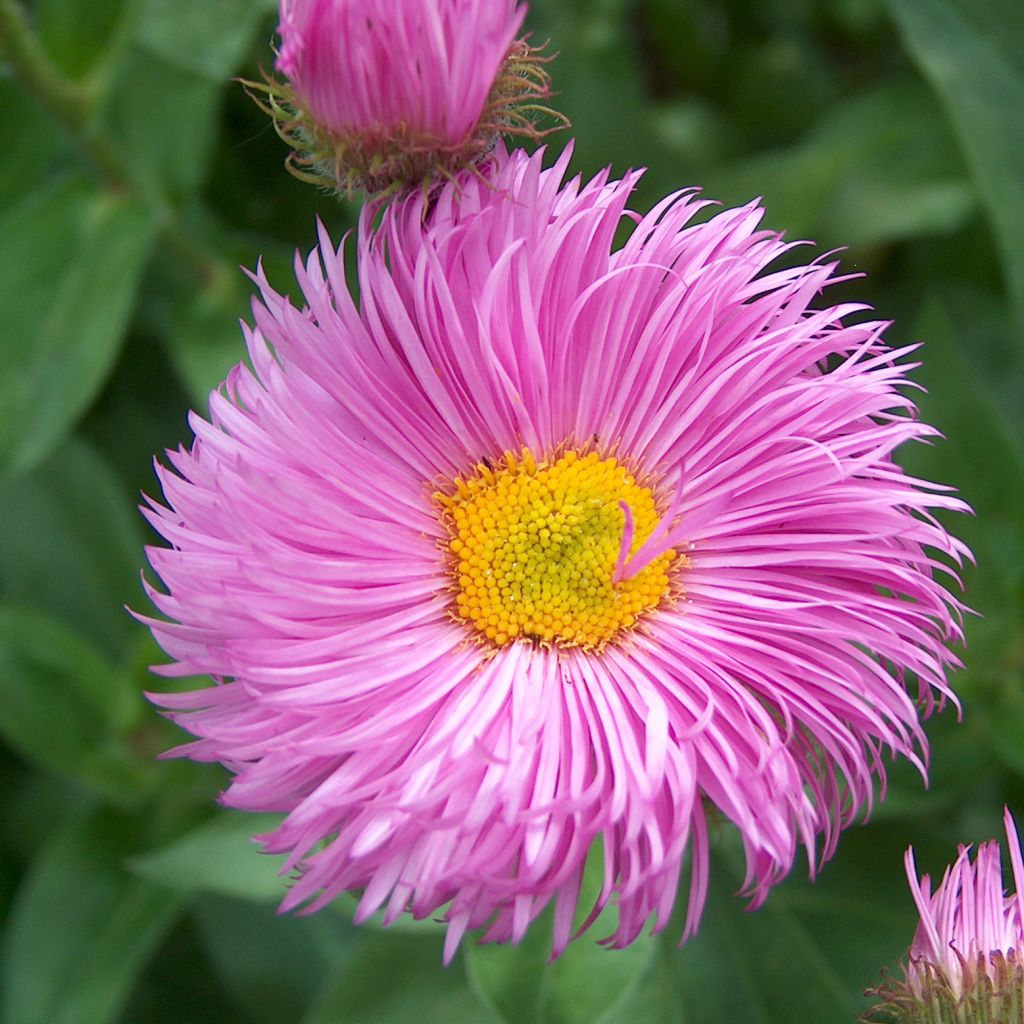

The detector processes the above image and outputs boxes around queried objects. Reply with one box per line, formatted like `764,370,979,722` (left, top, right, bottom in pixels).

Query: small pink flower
143,147,968,961
907,810,1024,996
256,0,560,195
866,810,1024,1023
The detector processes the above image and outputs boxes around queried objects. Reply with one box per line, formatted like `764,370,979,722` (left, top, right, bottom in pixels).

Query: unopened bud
864,809,1024,1024
248,0,566,199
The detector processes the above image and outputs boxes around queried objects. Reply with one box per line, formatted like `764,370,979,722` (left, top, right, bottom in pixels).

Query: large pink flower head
258,0,559,196
143,146,968,962
866,811,1024,1023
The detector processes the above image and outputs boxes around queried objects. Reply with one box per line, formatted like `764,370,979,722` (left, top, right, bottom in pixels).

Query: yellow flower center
435,448,680,650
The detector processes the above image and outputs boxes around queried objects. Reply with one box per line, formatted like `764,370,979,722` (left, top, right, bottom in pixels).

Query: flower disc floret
437,447,678,649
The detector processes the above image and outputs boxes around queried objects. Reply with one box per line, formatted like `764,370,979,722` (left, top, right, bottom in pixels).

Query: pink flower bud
866,810,1024,1023
252,0,563,196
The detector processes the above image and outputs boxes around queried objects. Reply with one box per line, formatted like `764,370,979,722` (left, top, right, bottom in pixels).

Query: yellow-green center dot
435,448,682,650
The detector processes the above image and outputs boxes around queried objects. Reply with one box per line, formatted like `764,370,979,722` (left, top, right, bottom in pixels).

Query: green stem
0,0,129,188
0,0,222,286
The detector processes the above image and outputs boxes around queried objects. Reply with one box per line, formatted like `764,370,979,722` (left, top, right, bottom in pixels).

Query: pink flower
257,0,559,195
142,147,968,962
865,811,1024,1023
908,810,1024,994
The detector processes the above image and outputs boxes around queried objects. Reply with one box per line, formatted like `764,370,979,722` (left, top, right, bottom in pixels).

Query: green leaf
194,896,355,1024
166,266,252,403
705,80,975,250
893,293,1024,788
0,766,82,868
128,812,290,903
650,99,741,170
0,436,145,658
0,80,70,208
545,933,657,1024
870,712,999,823
899,298,1024,641
76,320,195,501
128,808,469,960
671,852,858,1023
34,0,131,80
103,52,225,199
0,606,150,801
466,931,549,1024
636,0,731,94
158,226,333,403
887,0,1024,327
0,808,184,1024
135,0,275,82
595,940,686,1024
525,1,655,183
128,809,451,932
304,932,501,1024
469,930,657,1024
104,0,275,197
0,176,157,476
465,850,657,1024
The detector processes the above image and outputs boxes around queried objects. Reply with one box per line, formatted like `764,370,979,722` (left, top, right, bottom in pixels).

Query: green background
1,0,1022,1020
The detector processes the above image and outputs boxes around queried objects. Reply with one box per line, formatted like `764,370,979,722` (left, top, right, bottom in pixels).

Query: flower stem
0,0,129,188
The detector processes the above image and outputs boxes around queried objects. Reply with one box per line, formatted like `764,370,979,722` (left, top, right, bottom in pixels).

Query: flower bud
250,0,563,197
865,809,1024,1024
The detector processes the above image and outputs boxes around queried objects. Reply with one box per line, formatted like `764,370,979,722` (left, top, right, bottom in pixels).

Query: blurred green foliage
1,0,1022,1021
